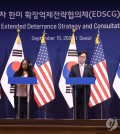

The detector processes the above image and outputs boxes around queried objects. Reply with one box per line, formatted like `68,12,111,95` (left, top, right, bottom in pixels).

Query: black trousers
15,96,27,119
73,85,90,119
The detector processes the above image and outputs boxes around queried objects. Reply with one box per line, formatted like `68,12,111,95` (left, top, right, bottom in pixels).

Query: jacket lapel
83,64,87,77
76,64,81,77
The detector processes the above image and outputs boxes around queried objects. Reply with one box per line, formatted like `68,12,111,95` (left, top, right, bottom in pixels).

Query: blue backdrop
0,0,120,119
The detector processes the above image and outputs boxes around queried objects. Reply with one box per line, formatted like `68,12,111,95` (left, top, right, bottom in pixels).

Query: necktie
80,65,84,77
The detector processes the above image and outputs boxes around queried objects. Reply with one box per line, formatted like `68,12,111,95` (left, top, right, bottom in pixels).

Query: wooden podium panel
0,119,119,134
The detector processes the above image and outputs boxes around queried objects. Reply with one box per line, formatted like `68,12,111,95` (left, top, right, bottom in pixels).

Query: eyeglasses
79,56,86,59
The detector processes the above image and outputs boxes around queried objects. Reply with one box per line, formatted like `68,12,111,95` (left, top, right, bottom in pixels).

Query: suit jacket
69,63,94,97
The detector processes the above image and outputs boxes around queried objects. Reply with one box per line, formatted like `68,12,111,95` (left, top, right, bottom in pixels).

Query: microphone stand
17,96,20,119
74,85,77,119
84,85,87,120
27,84,30,119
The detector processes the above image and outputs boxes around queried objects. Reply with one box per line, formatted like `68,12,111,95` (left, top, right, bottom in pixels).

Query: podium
66,77,95,120
8,77,37,119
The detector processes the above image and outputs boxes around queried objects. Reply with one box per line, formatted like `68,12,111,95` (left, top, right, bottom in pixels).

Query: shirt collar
79,63,85,66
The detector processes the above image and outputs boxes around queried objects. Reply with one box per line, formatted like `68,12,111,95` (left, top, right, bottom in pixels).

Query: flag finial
70,28,76,44
17,28,20,35
95,29,100,45
72,28,76,33
16,28,21,44
41,30,47,44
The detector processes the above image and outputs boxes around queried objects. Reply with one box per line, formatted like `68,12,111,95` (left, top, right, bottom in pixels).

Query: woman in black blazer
12,59,35,119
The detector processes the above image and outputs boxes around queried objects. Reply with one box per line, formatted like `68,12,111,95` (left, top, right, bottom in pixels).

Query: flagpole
98,28,103,120
44,104,47,119
100,103,103,119
41,30,47,119
71,28,76,120
17,28,21,119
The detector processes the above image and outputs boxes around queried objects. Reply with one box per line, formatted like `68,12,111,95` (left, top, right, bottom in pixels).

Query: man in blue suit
69,51,94,119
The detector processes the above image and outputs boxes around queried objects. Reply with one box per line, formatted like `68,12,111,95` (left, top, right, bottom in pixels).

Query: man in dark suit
69,51,94,119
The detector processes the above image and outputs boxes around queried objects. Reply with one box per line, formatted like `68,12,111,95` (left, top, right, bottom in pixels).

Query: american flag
89,33,111,107
33,43,55,107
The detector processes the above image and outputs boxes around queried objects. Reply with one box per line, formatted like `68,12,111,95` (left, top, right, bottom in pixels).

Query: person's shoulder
85,64,91,66
29,70,36,77
13,71,19,77
85,64,93,68
71,63,79,69
32,71,36,77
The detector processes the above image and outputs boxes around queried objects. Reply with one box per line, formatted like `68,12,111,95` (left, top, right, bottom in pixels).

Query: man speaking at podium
69,51,94,119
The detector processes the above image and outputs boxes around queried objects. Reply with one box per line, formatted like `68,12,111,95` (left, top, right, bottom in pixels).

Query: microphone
29,63,35,77
87,65,90,69
29,63,32,67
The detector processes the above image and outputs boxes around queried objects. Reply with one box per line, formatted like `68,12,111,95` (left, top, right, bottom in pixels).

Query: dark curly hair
14,59,34,77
